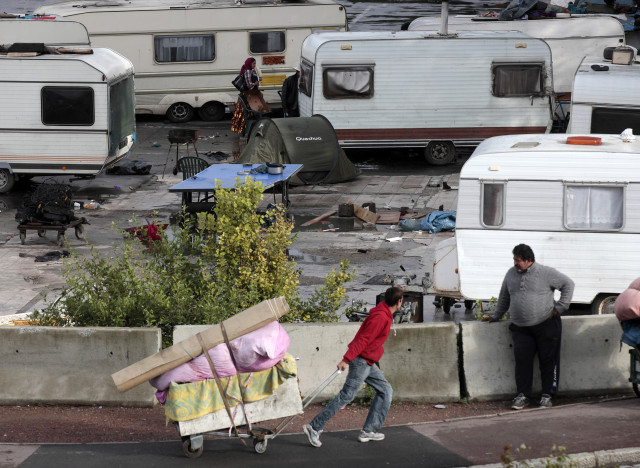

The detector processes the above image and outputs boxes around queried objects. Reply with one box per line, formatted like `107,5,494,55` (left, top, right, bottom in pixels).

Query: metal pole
439,1,449,36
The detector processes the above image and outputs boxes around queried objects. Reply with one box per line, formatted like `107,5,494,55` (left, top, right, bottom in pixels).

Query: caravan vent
566,136,602,146
612,46,636,65
511,142,540,148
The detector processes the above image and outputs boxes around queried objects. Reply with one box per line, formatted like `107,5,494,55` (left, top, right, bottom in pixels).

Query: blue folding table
169,163,303,212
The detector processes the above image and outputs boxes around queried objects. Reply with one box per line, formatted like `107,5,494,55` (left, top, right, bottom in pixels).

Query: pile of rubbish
15,182,75,226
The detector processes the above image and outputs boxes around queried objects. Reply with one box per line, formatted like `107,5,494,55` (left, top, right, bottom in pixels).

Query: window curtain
566,186,623,229
154,35,214,62
325,70,371,97
482,184,504,226
494,66,541,96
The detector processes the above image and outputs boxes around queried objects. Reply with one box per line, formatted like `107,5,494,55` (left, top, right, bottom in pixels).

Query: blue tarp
399,210,456,233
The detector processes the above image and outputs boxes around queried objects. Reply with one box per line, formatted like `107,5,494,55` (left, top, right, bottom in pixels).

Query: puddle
287,248,330,263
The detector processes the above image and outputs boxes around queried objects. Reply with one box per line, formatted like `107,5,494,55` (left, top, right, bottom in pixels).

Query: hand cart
18,217,90,246
178,368,342,458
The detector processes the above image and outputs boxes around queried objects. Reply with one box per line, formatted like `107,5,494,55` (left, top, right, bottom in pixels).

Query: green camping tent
236,115,359,185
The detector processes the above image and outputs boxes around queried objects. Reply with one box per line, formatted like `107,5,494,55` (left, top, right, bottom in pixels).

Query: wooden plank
376,212,401,225
300,210,336,227
352,203,380,224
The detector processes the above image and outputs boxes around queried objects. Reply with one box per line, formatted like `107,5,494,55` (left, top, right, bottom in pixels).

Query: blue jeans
310,357,393,433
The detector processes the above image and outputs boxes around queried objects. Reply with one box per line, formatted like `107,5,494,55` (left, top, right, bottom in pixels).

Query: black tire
442,297,454,314
590,293,618,315
253,438,268,454
464,300,475,311
634,383,640,398
0,168,15,193
425,141,455,166
182,439,203,459
167,102,195,123
198,101,225,121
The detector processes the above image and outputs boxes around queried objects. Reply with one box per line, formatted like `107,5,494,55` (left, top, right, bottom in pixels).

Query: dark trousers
509,315,562,398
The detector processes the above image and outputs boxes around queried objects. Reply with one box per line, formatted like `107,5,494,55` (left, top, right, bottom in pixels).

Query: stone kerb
0,327,160,407
461,316,630,400
174,322,460,402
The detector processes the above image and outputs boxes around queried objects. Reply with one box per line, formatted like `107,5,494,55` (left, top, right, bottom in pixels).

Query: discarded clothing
105,160,152,175
499,0,545,20
19,250,71,262
249,163,268,174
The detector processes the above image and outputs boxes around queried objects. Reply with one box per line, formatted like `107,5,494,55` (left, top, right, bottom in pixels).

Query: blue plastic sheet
399,210,456,233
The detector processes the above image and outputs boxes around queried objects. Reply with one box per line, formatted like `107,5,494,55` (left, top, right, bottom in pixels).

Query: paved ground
2,398,640,467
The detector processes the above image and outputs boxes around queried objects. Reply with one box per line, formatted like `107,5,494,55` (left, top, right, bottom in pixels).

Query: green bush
30,179,356,346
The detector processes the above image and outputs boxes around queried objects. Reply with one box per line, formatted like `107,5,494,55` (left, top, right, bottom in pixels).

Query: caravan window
481,182,505,227
300,60,314,97
41,87,94,126
565,185,624,230
492,64,543,97
249,31,285,54
154,34,215,63
322,66,374,99
591,107,640,135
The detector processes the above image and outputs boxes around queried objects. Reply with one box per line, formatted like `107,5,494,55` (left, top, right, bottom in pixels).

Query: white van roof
0,18,90,46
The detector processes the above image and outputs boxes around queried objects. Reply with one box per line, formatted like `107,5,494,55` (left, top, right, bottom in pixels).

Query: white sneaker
303,423,322,448
358,430,385,443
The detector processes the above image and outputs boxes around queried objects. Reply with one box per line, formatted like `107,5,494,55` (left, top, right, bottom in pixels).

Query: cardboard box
111,297,290,393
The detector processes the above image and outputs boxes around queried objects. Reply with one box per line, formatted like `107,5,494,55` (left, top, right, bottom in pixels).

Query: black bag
232,73,248,92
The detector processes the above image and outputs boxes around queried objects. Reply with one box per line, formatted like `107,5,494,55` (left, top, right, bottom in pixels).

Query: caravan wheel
590,293,618,315
425,141,455,165
0,169,15,193
198,101,225,121
167,103,195,123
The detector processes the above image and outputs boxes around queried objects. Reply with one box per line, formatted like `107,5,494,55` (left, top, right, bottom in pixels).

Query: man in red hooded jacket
303,286,403,447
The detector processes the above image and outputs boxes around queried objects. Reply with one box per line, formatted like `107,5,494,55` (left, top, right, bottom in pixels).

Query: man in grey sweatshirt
484,244,574,410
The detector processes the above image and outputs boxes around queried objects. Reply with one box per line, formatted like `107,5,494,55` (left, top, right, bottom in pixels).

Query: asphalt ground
3,398,640,468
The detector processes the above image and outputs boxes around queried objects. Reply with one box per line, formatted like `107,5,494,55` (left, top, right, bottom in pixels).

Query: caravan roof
0,18,90,46
462,134,640,182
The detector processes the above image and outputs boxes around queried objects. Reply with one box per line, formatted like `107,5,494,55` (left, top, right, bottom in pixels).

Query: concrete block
0,327,160,407
175,322,460,402
461,316,630,400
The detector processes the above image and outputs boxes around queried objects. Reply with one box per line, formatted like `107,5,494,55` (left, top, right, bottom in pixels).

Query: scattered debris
434,404,446,409
386,237,402,242
376,212,401,225
106,160,152,175
19,250,70,262
347,201,380,224
300,210,336,227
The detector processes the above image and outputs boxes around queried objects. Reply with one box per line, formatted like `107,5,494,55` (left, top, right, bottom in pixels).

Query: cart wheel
19,231,26,245
57,232,65,247
634,383,640,398
253,438,268,454
182,439,203,459
75,224,84,240
37,230,46,238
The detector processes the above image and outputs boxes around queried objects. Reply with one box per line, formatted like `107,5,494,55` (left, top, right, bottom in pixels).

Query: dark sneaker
539,394,553,408
358,430,385,443
303,423,322,448
511,393,529,410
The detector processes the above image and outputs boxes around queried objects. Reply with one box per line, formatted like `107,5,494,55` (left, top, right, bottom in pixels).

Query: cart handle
272,369,342,436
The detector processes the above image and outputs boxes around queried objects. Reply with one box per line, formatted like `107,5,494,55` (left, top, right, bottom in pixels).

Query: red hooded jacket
343,301,393,365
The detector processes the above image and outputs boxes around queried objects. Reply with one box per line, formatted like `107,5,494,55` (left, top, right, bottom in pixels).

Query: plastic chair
176,157,210,205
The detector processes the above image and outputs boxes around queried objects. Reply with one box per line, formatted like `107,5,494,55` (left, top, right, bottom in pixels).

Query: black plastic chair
176,157,210,205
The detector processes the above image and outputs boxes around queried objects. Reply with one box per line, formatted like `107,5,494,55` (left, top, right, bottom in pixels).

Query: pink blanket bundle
614,278,640,322
150,321,290,400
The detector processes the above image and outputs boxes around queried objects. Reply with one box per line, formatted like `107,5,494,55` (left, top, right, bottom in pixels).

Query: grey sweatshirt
492,262,575,327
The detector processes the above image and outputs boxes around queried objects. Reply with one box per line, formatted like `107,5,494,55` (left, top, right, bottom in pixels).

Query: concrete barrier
0,327,160,407
175,322,460,402
461,316,631,400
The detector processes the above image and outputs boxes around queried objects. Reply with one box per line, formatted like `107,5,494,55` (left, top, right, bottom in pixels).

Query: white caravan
0,19,135,193
34,0,348,123
569,50,640,134
408,15,625,98
299,30,554,165
0,16,90,47
430,133,640,314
